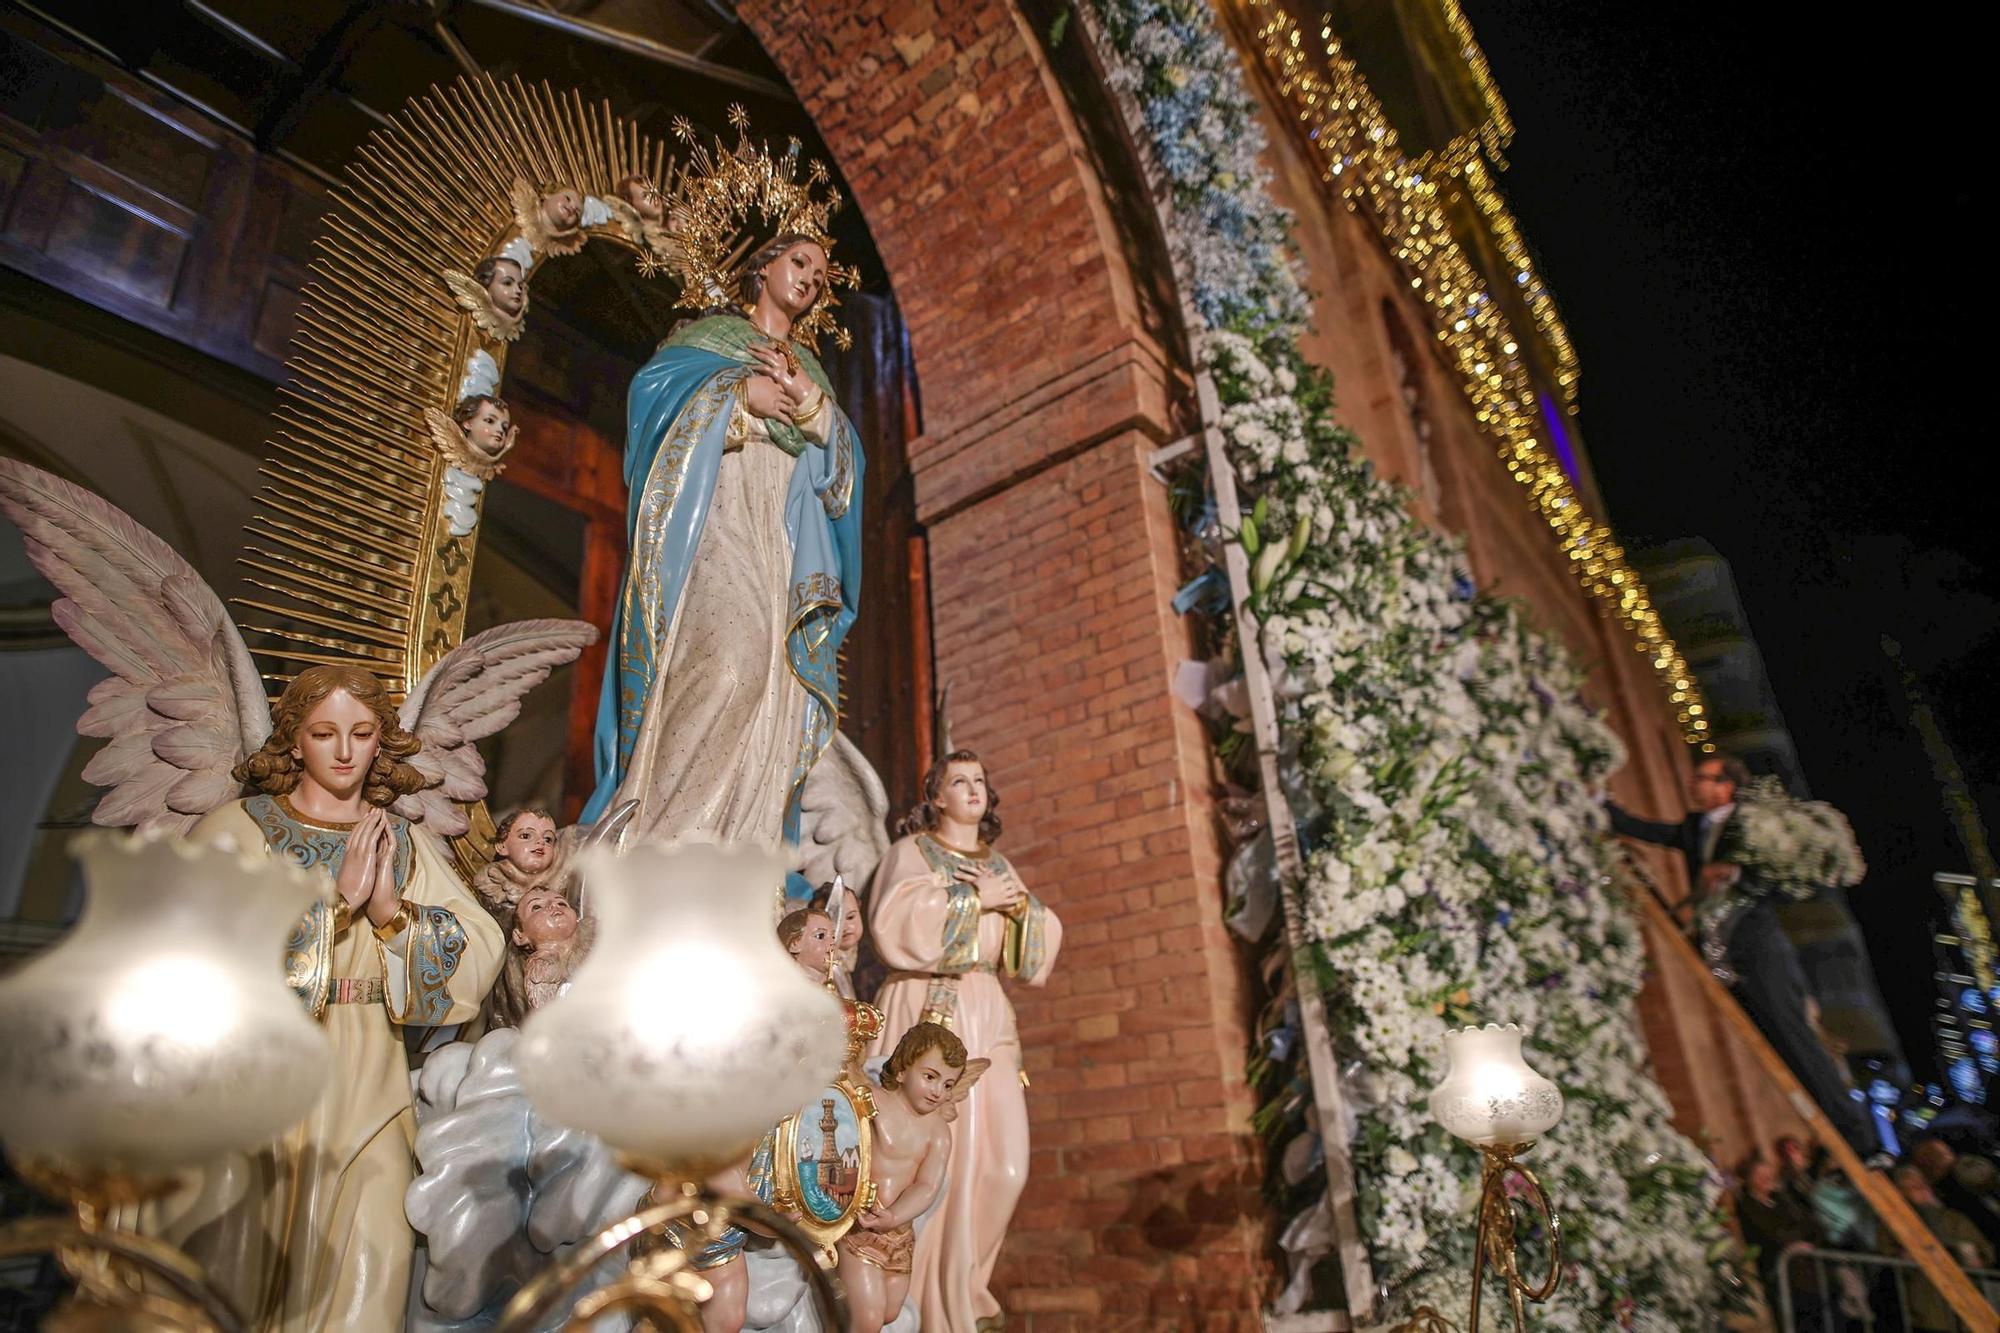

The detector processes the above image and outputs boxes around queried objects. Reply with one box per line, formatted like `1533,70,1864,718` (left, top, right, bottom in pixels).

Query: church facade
0,1,1823,1327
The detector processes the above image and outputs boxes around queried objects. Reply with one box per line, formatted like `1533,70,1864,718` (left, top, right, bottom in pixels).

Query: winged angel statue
0,457,595,1332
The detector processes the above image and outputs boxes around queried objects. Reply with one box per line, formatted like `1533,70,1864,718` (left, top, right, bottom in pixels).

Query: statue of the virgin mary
582,123,865,852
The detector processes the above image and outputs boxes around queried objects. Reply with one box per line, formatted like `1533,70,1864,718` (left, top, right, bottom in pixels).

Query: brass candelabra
496,1175,845,1332
0,1161,847,1333
1388,1024,1569,1333
0,837,855,1333
0,1161,241,1333
1388,1142,1563,1333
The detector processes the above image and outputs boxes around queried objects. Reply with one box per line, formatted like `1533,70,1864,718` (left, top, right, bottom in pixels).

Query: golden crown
642,105,859,351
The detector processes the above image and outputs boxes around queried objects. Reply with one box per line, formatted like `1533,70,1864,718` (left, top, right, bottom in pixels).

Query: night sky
1464,3,1996,1082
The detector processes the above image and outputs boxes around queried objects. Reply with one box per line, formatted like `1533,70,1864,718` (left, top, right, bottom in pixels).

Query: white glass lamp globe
516,841,846,1175
0,830,332,1176
1428,1023,1565,1147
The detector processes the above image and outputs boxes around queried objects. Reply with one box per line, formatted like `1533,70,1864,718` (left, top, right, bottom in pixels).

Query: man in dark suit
1610,754,1879,1158
1607,753,1747,893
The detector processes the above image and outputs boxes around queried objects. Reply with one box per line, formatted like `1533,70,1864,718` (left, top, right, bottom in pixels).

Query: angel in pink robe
866,750,1061,1333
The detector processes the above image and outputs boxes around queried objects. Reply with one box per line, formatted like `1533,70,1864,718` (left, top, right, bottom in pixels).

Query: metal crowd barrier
1776,1246,2000,1331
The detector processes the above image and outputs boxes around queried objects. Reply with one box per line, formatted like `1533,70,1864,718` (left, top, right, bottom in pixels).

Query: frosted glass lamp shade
1428,1023,1565,1147
516,841,845,1174
0,830,332,1175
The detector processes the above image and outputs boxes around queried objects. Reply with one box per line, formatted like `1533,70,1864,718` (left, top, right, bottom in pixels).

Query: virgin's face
464,402,510,457
499,814,557,872
935,761,987,828
513,889,578,951
759,242,827,321
485,259,525,316
542,189,582,232
291,689,380,804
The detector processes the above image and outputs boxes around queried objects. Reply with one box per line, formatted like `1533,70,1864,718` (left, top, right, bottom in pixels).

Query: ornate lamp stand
0,836,855,1332
0,833,331,1332
1388,1024,1566,1333
0,1170,851,1333
497,1176,844,1331
0,1164,243,1332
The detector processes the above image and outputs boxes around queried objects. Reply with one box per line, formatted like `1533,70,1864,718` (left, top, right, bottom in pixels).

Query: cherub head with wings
616,172,664,225
510,178,587,258
879,1020,988,1123
442,257,527,343
424,393,518,484
604,172,679,261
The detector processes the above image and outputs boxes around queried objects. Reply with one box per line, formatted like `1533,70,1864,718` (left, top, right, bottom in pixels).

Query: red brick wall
742,0,1177,522
741,1,1268,1326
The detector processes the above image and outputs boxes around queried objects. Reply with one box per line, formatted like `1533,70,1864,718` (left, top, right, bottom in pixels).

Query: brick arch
738,0,1179,517
737,3,1276,1327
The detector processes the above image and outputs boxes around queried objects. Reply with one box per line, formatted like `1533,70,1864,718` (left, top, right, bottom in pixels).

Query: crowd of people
1735,1132,2000,1328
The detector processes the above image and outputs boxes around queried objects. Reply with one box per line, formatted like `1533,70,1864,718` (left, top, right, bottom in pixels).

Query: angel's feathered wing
421,405,504,483
0,459,269,832
507,176,542,249
796,730,892,890
939,1057,993,1124
393,619,599,836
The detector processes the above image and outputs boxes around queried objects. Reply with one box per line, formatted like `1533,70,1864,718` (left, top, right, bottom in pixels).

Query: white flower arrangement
1089,0,1739,1324
1718,775,1867,900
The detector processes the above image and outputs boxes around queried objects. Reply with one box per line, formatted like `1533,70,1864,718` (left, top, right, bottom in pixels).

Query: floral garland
1088,1,1738,1324
1717,776,1868,900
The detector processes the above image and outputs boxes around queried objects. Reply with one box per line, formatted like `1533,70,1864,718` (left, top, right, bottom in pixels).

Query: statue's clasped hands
957,864,1023,917
333,807,407,933
745,342,823,424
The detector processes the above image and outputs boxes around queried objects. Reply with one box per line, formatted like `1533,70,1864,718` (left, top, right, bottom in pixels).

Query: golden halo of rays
236,75,684,697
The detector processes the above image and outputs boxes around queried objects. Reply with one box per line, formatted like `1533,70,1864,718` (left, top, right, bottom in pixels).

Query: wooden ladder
1635,885,1997,1330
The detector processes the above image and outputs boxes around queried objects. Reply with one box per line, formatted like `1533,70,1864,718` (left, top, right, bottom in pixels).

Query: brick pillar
927,434,1269,1328
741,1,1273,1325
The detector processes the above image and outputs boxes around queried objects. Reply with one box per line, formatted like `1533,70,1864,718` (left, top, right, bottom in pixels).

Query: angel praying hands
0,458,596,1333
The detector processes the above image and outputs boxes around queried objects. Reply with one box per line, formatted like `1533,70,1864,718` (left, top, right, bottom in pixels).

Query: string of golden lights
1239,0,1710,746
1405,0,1514,179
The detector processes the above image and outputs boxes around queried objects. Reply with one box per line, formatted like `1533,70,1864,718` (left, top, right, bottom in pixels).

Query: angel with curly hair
0,458,596,1333
144,665,506,1329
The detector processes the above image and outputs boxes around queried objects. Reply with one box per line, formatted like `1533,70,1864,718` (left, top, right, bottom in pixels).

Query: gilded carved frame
232,76,681,862
234,74,671,698
769,1075,876,1250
